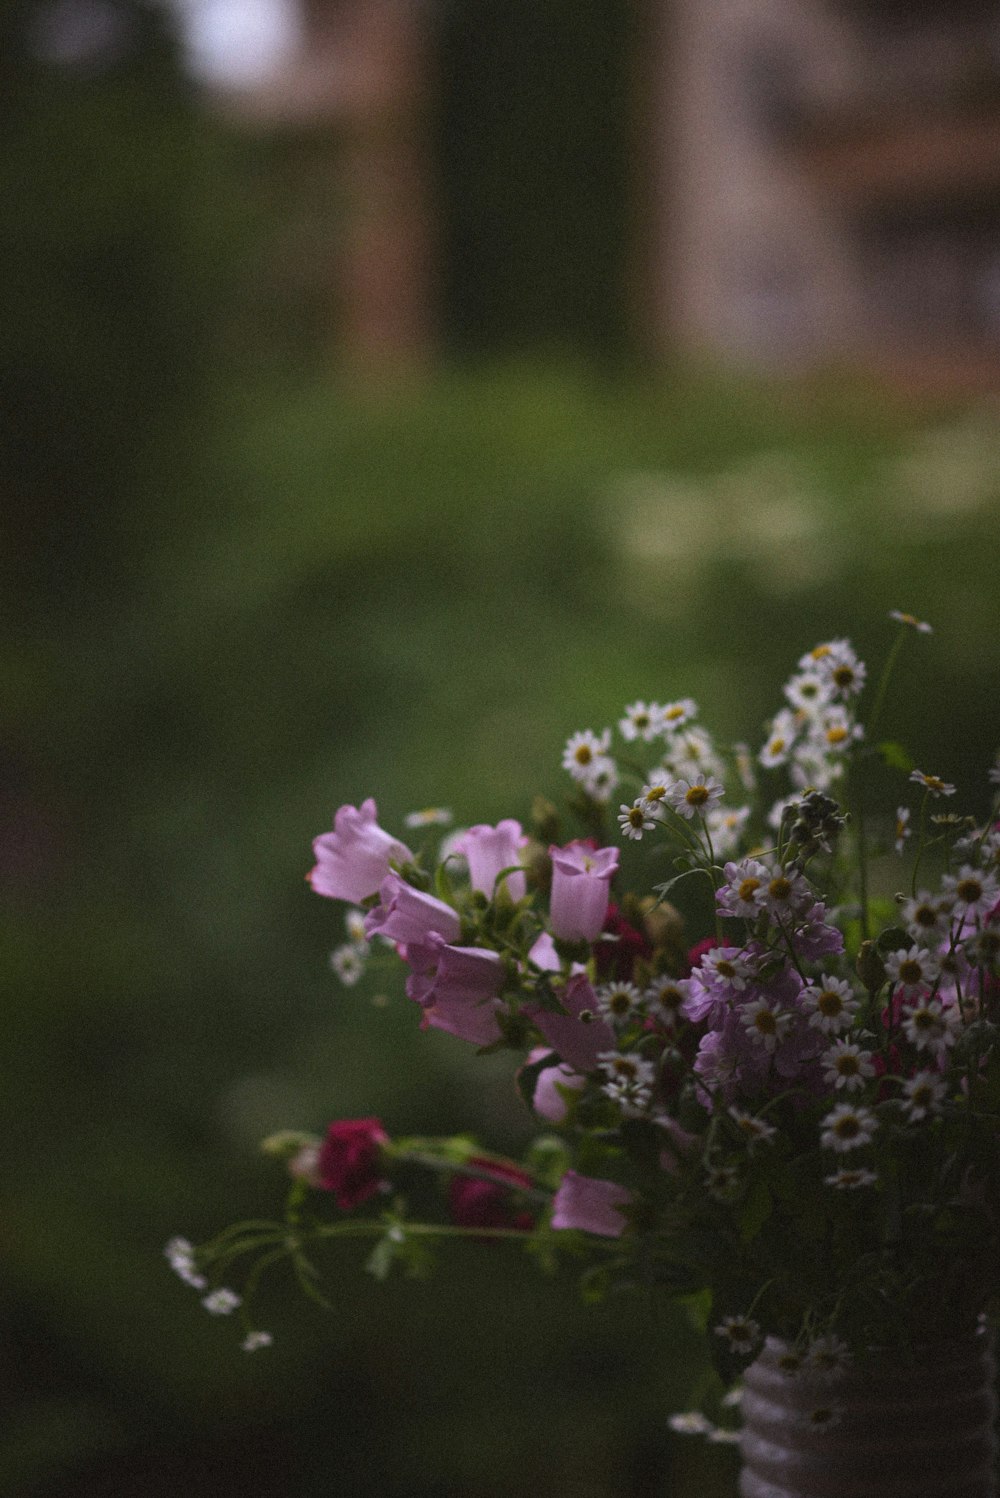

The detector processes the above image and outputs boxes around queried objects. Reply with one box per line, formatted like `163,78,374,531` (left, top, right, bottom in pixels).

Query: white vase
739,1331,998,1498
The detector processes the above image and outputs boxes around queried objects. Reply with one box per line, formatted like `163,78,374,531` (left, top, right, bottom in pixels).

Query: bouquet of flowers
169,612,1000,1431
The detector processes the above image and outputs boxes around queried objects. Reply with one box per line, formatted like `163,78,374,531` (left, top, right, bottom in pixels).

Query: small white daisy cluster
668,1409,741,1444
758,639,865,828
563,698,749,855
329,906,371,986
165,1237,272,1351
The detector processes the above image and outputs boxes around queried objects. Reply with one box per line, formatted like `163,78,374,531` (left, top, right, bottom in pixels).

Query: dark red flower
317,1117,389,1208
448,1155,535,1234
594,904,653,980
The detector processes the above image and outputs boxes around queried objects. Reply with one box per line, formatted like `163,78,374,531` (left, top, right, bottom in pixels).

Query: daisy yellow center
913,905,937,929
818,991,843,1016
633,712,650,728
715,959,737,979
645,784,667,802
608,991,632,1015
832,665,855,689
770,736,786,754
665,706,685,721
810,645,832,660
826,725,849,745
924,775,945,792
754,1010,778,1035
833,1116,860,1140
738,877,761,902
685,785,710,807
769,876,792,901
574,744,593,765
657,987,683,1010
912,1084,933,1106
899,959,924,985
957,877,983,903
628,807,645,828
911,1008,935,1031
836,1055,860,1076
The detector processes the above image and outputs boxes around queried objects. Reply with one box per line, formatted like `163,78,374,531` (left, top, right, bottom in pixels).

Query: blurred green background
4,2,1000,1495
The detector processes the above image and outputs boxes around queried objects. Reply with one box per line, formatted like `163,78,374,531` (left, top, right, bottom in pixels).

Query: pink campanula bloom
363,873,461,947
551,1170,632,1237
317,1117,389,1208
310,799,413,904
522,1046,587,1123
405,935,505,1045
548,840,619,943
455,819,528,902
525,971,615,1073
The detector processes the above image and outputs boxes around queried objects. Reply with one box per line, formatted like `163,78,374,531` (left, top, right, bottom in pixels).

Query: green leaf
878,740,915,773
433,858,454,904
365,1234,398,1282
579,1264,612,1304
739,1179,772,1244
678,1288,713,1333
875,926,910,954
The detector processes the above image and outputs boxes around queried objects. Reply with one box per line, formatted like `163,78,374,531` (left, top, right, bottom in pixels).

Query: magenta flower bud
525,972,614,1073
548,841,619,943
454,819,528,901
405,936,505,1046
309,799,413,904
551,1170,632,1238
363,874,461,947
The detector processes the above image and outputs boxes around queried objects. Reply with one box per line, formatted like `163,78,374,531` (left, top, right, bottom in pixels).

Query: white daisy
802,975,858,1035
562,728,613,782
667,775,724,821
729,1107,776,1144
825,1166,878,1189
909,769,955,798
618,799,657,841
659,698,698,733
889,610,932,634
741,998,793,1053
330,943,366,986
822,1040,875,1092
820,1103,877,1153
901,1069,946,1121
884,945,940,995
403,806,453,828
942,866,1000,920
619,700,664,742
715,1315,761,1357
894,806,911,855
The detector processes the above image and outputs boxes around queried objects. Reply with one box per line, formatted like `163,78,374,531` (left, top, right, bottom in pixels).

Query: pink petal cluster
310,799,412,904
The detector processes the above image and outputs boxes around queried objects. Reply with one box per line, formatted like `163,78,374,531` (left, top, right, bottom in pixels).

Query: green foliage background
4,3,1000,1495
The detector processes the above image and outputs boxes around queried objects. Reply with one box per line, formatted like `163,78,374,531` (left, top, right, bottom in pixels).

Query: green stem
911,789,931,897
